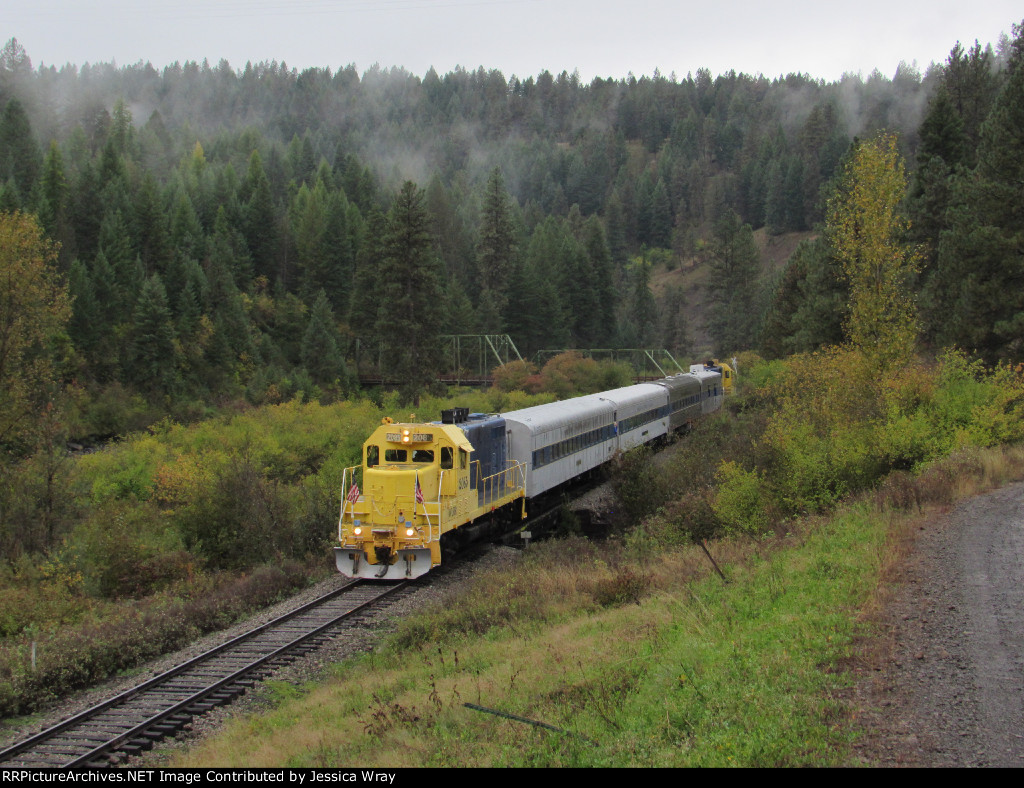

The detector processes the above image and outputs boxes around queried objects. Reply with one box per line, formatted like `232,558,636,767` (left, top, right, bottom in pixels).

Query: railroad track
0,580,409,768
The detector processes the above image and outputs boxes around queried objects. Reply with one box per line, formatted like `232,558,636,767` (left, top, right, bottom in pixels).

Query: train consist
335,361,733,580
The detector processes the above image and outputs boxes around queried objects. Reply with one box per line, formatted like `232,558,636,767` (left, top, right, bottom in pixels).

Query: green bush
73,500,194,598
611,446,669,524
713,461,770,535
492,360,539,392
748,348,1024,519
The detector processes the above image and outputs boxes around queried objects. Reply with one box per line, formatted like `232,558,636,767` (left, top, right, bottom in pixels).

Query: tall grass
165,437,1024,767
165,501,890,766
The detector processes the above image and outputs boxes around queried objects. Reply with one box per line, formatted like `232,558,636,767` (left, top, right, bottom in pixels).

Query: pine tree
38,141,69,257
603,189,629,269
443,278,478,336
476,167,517,332
506,253,570,355
944,41,1001,167
322,188,354,316
707,211,762,353
581,216,617,346
97,209,140,314
0,98,40,206
174,257,207,339
169,190,205,262
290,180,328,299
210,206,253,291
760,239,847,358
127,274,177,394
134,171,171,274
67,259,100,360
244,150,279,281
649,178,673,248
661,284,690,356
622,252,658,347
509,217,574,350
300,289,347,388
931,23,1024,362
205,230,255,367
376,181,445,404
71,161,102,261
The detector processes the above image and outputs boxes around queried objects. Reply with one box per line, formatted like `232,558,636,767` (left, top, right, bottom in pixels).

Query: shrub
610,446,669,524
713,461,770,535
873,470,926,512
0,445,84,559
748,347,1024,521
171,451,296,570
73,500,196,598
663,491,723,543
492,360,539,392
592,566,650,607
68,381,158,440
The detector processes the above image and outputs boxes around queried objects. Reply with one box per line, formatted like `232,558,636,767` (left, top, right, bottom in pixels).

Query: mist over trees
0,22,1020,437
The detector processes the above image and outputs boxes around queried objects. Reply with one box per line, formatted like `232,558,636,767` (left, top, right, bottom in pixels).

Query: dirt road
855,481,1024,767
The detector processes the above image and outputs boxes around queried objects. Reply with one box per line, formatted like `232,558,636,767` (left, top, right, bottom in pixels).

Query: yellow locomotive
335,411,526,579
336,365,732,581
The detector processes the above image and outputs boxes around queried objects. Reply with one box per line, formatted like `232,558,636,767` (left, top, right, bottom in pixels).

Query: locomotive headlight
401,429,411,444
353,527,362,536
406,527,415,537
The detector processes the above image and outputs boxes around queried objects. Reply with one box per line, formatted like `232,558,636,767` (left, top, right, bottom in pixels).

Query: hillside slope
650,230,816,354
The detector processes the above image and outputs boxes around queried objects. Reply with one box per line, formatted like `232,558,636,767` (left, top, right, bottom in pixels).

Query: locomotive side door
440,445,457,497
439,441,472,517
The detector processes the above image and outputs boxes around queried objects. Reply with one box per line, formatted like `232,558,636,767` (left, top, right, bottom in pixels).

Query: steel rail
0,579,408,768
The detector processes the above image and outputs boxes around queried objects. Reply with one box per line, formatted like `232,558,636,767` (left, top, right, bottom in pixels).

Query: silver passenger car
690,368,724,415
503,383,674,499
652,372,704,431
593,383,670,453
503,395,618,498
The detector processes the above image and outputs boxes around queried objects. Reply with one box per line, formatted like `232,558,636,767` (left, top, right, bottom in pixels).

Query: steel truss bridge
532,348,688,380
355,335,687,387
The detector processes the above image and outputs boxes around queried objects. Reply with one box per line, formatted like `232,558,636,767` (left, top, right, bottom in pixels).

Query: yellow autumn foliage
827,134,919,370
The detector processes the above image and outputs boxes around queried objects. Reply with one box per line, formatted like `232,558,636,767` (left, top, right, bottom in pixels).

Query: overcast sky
5,1,1020,83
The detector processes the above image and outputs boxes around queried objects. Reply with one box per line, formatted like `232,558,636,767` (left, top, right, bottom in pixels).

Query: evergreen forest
0,26,1019,441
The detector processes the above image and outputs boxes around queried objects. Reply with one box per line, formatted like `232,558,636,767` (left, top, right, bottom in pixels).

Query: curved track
0,580,409,768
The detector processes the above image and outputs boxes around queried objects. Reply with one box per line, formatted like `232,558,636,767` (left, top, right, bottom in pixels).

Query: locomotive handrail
435,470,445,541
338,464,362,540
476,460,526,508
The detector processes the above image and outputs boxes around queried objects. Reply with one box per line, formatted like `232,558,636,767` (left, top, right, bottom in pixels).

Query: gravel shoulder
852,481,1024,767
